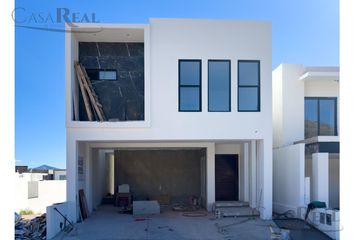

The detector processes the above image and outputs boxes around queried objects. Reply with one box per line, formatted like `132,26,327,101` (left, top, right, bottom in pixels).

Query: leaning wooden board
79,189,89,220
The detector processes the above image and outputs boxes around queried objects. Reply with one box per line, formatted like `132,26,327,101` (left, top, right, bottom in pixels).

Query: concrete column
66,134,77,223
260,139,273,220
249,140,257,208
311,153,329,206
206,143,215,211
106,152,115,195
304,177,310,205
243,142,249,202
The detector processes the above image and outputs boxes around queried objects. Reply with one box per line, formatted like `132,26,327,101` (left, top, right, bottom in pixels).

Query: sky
15,0,339,169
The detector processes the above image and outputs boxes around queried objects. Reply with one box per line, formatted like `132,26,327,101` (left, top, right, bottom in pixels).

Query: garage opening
114,149,207,208
93,148,206,208
215,154,239,201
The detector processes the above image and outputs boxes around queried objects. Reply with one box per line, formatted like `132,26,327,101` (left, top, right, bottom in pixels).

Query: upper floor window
178,60,201,112
208,60,231,112
238,60,260,112
305,97,337,138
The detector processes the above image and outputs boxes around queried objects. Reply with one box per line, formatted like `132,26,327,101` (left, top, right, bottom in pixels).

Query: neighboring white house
65,18,273,223
272,64,339,214
53,169,67,180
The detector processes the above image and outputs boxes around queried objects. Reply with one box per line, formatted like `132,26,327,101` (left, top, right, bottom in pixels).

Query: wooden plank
80,64,106,118
78,64,106,121
74,62,93,121
76,65,105,121
78,189,89,220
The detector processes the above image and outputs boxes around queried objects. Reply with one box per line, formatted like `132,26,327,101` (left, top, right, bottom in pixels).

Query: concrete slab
273,218,332,240
59,205,276,240
133,200,160,215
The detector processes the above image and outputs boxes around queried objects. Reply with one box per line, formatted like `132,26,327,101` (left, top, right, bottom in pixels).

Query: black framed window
238,60,260,112
208,60,231,112
178,60,201,112
86,69,117,81
305,97,337,138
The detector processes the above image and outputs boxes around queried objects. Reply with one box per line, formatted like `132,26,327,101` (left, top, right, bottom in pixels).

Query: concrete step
216,207,260,218
215,201,249,208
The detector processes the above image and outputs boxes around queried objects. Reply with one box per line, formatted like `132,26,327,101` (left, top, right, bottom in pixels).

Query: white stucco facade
65,19,273,222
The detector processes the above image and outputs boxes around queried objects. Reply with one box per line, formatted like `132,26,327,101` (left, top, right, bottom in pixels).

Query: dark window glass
179,61,200,85
304,97,337,138
99,71,117,80
86,69,117,81
238,87,259,111
208,60,230,112
179,60,201,111
319,99,336,136
238,60,260,111
180,87,200,111
238,61,259,86
305,99,318,138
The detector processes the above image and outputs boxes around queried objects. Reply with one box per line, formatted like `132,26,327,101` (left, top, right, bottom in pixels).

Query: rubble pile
15,213,46,240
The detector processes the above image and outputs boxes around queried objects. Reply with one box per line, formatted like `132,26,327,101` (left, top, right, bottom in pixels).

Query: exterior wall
311,153,329,206
18,172,47,181
115,149,203,204
15,177,66,214
306,153,339,209
46,202,71,239
305,80,339,97
66,19,272,141
273,144,305,215
329,155,339,209
92,149,109,209
272,66,283,148
272,64,305,148
90,149,115,209
66,19,273,221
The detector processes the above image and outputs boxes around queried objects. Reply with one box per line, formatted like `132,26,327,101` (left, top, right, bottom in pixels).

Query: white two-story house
272,64,339,214
65,18,273,222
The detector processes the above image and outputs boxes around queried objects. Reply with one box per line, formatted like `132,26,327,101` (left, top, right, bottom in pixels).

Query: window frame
208,59,231,112
178,59,202,112
304,97,338,138
237,60,261,112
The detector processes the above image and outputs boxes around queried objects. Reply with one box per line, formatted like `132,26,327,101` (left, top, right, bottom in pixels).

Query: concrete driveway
58,205,276,240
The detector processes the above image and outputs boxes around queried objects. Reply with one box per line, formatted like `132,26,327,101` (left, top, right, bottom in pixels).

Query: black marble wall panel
78,42,144,121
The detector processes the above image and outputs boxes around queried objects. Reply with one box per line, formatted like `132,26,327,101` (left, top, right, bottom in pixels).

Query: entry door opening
215,154,239,201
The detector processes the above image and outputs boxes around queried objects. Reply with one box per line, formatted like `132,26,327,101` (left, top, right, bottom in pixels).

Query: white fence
15,177,66,214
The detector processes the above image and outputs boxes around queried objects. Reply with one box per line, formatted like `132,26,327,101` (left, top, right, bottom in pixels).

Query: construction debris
15,213,46,240
270,226,290,240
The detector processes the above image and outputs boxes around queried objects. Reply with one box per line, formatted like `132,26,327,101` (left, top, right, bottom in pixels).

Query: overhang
298,67,339,82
